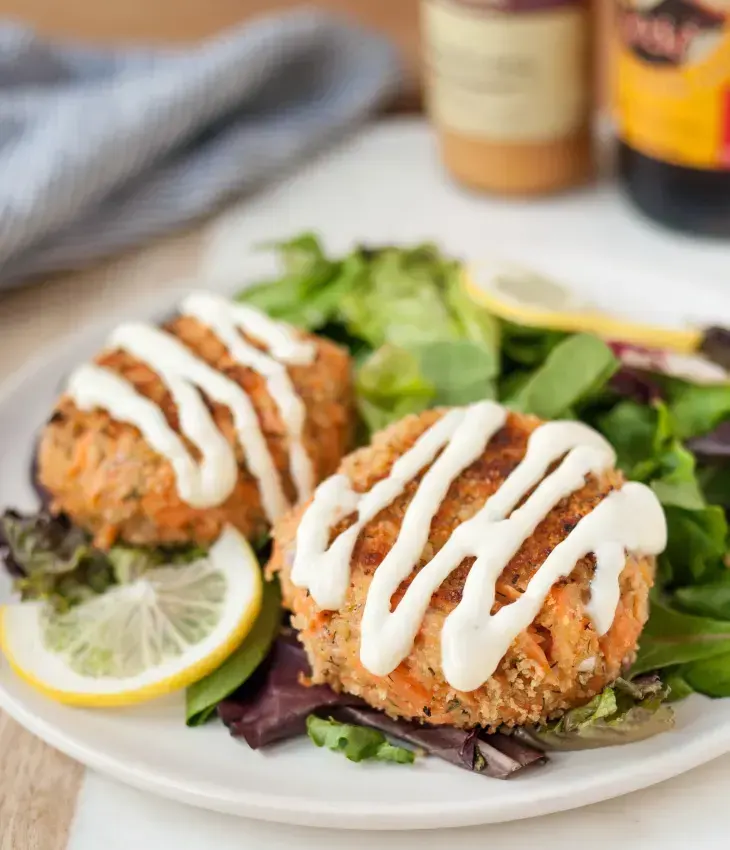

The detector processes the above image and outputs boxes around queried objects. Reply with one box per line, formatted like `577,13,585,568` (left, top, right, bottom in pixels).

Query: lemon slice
0,526,262,707
464,260,703,354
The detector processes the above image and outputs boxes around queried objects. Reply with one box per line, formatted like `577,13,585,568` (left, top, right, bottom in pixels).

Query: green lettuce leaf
272,232,331,279
238,234,351,330
339,245,463,349
356,339,498,433
0,510,203,612
237,239,503,438
186,579,282,726
444,268,501,353
1,510,115,611
509,334,619,419
356,345,436,433
525,676,674,750
306,715,415,764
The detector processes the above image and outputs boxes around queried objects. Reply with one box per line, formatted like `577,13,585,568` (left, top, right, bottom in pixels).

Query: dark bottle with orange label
615,0,730,236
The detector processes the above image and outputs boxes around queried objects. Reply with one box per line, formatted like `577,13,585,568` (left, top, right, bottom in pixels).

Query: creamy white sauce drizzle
292,401,667,692
181,292,315,503
66,293,316,521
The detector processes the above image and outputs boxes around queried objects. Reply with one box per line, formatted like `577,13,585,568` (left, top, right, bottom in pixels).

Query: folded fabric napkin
0,12,402,289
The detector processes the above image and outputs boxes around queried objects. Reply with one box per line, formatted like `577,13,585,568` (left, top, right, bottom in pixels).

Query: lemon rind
463,271,702,354
0,541,262,708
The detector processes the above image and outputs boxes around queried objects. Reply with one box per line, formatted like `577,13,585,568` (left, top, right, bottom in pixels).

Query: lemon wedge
464,260,703,354
0,525,262,707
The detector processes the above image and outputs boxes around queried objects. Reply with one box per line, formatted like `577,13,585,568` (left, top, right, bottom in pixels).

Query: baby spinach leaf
306,715,415,764
683,653,730,698
597,401,658,476
669,382,730,439
500,321,568,367
675,579,730,622
632,600,730,675
509,334,619,419
599,400,705,509
662,668,695,702
650,442,706,511
699,464,730,509
662,505,727,586
413,340,497,406
186,580,282,726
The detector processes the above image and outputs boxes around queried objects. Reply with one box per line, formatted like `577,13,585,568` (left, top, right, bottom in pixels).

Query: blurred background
0,0,726,297
0,0,612,104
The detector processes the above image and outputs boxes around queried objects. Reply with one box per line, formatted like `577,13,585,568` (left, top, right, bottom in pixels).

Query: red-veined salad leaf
218,630,546,777
217,629,356,748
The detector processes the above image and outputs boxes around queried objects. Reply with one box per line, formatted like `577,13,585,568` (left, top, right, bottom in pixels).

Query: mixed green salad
238,234,730,708
4,234,730,773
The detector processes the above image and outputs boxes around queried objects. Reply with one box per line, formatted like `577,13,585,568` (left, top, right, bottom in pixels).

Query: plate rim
3,287,730,830
1,677,730,830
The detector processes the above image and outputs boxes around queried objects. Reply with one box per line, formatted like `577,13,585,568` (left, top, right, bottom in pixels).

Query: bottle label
616,0,730,170
422,0,589,142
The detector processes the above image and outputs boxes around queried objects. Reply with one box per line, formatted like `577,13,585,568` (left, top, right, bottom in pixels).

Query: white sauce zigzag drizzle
67,361,241,511
292,401,667,692
66,293,316,522
181,292,315,504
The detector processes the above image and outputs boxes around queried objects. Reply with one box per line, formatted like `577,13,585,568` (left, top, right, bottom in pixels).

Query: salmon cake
38,292,354,549
269,403,665,731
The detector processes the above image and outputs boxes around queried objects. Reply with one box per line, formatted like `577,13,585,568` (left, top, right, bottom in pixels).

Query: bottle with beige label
421,0,594,195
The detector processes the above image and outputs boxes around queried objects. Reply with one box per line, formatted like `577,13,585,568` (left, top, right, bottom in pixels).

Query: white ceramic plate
3,277,730,832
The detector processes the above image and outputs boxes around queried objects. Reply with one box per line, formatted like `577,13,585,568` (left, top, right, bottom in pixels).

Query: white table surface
2,118,730,847
69,758,730,849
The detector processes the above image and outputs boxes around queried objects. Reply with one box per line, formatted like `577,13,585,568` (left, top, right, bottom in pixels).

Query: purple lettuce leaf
688,421,730,460
218,630,546,778
29,441,52,509
333,705,545,778
700,327,730,372
218,630,359,748
608,367,664,405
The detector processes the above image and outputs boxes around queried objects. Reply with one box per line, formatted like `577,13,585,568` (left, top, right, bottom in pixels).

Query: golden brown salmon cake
269,408,656,731
38,314,353,549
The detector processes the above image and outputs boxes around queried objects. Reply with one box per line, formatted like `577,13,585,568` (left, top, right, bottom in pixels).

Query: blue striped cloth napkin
0,12,402,290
